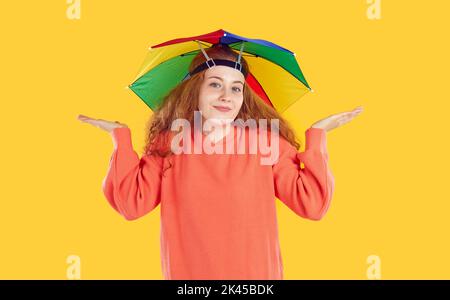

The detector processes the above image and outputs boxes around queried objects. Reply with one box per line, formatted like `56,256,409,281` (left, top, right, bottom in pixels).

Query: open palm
311,106,363,132
77,114,128,134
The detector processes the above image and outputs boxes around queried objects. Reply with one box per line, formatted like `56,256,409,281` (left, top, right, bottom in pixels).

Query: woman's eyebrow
208,76,244,85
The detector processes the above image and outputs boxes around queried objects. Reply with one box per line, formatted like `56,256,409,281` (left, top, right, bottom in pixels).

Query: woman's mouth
213,106,232,112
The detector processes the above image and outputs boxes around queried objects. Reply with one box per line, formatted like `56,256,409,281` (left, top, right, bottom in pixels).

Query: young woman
78,44,363,280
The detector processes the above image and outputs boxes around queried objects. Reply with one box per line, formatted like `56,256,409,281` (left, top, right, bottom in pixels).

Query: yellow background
1,0,449,279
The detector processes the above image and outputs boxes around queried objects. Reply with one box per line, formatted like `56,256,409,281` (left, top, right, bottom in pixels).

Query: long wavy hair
142,43,301,157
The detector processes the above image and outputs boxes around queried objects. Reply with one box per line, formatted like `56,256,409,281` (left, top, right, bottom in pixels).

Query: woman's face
198,65,245,124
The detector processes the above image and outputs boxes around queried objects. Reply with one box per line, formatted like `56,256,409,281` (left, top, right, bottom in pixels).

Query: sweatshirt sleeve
102,127,163,221
272,127,335,221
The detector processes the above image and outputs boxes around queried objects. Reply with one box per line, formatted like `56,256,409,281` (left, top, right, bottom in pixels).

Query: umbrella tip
293,52,296,56
309,88,314,93
125,85,130,90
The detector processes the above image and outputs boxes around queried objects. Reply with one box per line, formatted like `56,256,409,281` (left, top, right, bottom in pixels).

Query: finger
78,117,91,123
78,115,95,122
331,106,363,118
346,109,362,117
338,107,363,117
338,109,359,117
340,112,358,119
83,119,101,127
77,114,93,120
78,116,94,123
329,112,348,119
80,116,103,125
338,117,352,126
339,114,356,124
340,112,361,125
353,106,363,113
353,110,363,117
78,114,102,121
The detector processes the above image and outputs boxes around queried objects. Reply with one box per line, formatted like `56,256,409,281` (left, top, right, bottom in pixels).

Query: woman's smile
212,105,232,112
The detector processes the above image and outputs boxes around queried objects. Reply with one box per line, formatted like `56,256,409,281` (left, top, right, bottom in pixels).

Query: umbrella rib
195,40,212,48
180,52,257,57
227,41,311,88
177,47,310,87
246,51,311,89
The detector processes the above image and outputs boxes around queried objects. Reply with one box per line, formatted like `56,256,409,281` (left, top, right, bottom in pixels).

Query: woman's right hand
77,114,128,134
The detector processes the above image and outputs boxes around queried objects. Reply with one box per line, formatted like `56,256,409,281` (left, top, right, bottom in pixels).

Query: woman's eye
209,82,241,92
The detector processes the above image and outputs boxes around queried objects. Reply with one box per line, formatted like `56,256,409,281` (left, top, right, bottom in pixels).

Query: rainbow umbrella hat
128,29,312,112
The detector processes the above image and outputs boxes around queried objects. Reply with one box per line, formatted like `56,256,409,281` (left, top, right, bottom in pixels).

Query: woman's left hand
310,106,363,132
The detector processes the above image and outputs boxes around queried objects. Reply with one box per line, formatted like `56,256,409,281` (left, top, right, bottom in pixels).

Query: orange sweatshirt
102,126,334,280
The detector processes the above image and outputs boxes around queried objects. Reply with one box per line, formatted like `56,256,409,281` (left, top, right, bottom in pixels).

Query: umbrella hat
128,29,312,112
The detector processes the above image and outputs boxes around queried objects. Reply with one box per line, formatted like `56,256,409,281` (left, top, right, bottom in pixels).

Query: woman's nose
220,90,232,102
